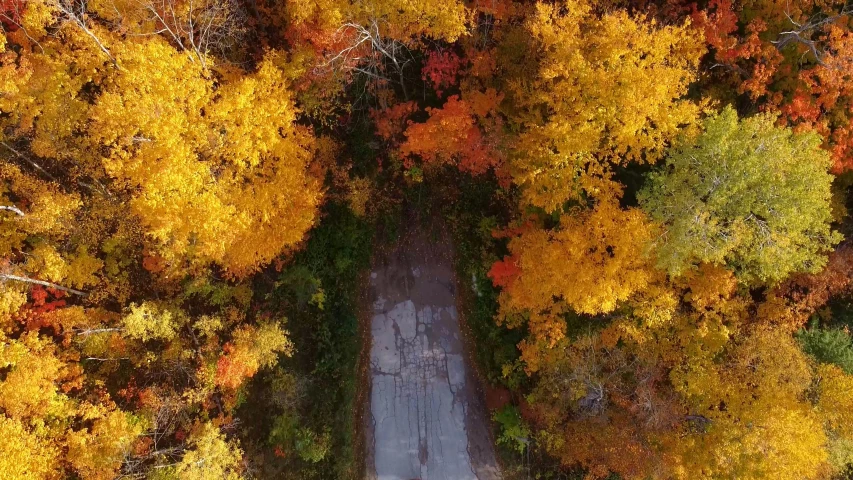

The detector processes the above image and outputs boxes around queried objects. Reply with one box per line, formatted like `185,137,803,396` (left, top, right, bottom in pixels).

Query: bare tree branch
320,19,415,100
0,273,88,296
0,205,25,216
52,0,118,66
1,142,58,182
773,2,853,64
136,0,246,68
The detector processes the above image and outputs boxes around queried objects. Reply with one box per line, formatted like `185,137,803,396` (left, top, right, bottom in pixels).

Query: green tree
799,326,853,374
639,106,840,285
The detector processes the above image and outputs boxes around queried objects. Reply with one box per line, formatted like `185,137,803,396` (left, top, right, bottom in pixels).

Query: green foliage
494,405,531,454
798,326,853,374
442,174,526,388
183,277,253,308
639,106,841,285
274,266,324,308
242,201,373,479
294,428,332,463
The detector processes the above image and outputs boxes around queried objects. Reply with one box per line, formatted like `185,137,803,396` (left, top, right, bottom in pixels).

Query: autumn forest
2,0,853,478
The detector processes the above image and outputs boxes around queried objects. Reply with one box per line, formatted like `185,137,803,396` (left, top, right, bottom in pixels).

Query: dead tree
773,1,853,64
321,19,415,102
135,0,247,68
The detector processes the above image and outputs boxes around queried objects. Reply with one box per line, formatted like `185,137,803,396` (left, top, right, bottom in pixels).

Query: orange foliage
21,286,67,333
215,345,254,390
760,244,853,328
472,0,517,21
787,27,853,172
399,95,502,174
371,101,418,142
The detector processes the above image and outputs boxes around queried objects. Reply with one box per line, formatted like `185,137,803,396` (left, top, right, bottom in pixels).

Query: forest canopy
1,0,853,479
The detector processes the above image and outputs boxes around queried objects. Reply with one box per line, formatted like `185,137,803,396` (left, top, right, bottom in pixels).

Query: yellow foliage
0,332,68,419
25,243,68,284
0,164,82,256
0,39,100,162
499,201,655,351
285,0,470,42
0,414,59,480
20,0,59,39
507,0,704,210
208,56,306,169
174,422,243,480
215,321,293,389
817,363,853,438
666,328,826,480
65,408,143,480
88,41,320,277
64,247,105,289
0,287,27,332
121,302,182,342
347,176,373,217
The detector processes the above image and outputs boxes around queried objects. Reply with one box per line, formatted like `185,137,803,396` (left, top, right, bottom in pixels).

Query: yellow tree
0,414,59,480
532,308,835,479
493,201,656,369
279,0,470,44
88,39,321,277
171,422,244,480
208,56,322,277
664,327,829,480
505,0,704,211
639,107,840,285
815,364,853,472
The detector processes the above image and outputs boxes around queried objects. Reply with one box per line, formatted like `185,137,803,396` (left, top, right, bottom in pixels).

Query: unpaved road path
365,229,501,480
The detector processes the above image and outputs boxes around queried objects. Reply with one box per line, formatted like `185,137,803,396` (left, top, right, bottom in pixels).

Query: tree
88,40,320,277
664,327,828,480
0,414,59,480
691,0,853,172
215,321,293,389
170,422,244,480
639,106,840,285
799,327,853,374
0,332,67,420
493,201,656,367
65,407,143,480
531,307,838,479
529,334,677,479
504,0,704,210
399,93,503,175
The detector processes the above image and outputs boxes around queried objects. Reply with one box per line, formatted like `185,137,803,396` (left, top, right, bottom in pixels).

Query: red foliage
483,384,511,411
690,0,853,172
0,0,23,32
422,50,466,97
22,286,67,333
488,255,521,289
772,244,853,325
785,27,853,172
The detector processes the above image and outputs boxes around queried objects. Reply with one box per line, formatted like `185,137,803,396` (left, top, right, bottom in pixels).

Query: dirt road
365,229,501,480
